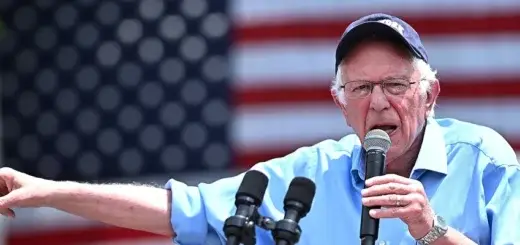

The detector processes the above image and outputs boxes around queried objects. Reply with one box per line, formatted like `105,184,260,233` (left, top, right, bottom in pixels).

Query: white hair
331,57,438,117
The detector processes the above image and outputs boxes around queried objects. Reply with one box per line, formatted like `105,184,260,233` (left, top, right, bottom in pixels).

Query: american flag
4,0,520,244
230,1,520,169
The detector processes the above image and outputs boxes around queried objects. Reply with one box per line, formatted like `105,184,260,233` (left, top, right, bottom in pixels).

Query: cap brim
335,22,422,72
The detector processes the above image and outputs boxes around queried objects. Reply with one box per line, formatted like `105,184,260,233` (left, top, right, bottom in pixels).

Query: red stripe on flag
235,140,520,168
234,13,520,43
232,78,520,106
8,226,166,245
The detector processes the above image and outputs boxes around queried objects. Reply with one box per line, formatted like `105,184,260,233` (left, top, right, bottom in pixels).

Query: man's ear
331,89,346,110
425,79,440,112
331,89,351,126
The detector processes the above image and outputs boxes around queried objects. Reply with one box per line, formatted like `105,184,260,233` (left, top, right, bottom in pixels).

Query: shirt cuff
165,179,208,245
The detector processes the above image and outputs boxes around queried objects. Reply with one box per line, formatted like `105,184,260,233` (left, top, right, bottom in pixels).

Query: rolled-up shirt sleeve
164,144,318,245
164,179,209,244
164,170,276,244
484,164,520,244
164,172,265,244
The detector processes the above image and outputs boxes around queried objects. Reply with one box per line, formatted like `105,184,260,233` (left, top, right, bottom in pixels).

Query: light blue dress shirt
165,118,520,245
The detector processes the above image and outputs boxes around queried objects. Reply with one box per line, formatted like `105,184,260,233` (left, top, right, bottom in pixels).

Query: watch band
417,215,448,245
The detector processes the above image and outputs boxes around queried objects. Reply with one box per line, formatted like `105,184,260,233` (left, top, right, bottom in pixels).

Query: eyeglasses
339,78,417,99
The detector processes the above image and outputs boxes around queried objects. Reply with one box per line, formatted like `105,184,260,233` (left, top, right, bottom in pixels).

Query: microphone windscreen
284,177,316,213
363,129,391,153
236,170,269,206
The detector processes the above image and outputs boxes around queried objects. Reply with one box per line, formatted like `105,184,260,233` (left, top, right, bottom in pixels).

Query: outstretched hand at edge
0,167,55,218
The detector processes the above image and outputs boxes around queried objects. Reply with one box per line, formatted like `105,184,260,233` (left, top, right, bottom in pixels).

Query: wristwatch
416,215,448,245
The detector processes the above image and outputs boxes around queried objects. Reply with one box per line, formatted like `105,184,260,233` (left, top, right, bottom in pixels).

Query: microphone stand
271,218,302,245
224,210,299,245
223,205,260,245
224,206,281,245
224,205,308,245
259,214,303,245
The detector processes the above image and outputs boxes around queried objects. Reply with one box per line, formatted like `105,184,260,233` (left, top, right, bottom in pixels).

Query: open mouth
370,125,398,136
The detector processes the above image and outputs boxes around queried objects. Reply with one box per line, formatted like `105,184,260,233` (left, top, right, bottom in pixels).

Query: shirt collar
411,117,448,177
350,118,448,183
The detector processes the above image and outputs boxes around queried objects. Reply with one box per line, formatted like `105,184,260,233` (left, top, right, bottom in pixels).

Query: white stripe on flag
232,35,520,88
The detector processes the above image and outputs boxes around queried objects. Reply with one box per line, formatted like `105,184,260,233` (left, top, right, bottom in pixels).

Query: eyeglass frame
338,77,422,99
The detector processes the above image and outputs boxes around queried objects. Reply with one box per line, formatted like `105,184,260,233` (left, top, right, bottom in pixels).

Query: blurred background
0,0,519,244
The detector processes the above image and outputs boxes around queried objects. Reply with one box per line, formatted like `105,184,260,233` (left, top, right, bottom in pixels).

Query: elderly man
0,13,518,245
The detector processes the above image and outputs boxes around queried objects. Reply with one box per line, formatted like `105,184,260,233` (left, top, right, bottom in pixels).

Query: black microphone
360,129,391,245
224,170,269,245
272,177,316,245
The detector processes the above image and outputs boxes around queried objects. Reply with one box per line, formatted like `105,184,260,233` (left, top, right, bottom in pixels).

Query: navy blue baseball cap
335,13,429,74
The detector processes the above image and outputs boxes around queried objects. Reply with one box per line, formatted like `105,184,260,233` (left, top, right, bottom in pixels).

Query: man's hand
0,167,54,218
361,174,435,239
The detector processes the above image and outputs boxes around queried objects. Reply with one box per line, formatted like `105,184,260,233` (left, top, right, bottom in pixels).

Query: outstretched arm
0,168,175,237
50,181,174,236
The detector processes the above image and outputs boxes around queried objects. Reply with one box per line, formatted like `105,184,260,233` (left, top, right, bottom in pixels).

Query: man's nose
369,85,390,111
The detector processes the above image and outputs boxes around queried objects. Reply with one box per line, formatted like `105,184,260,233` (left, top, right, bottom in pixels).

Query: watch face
436,215,448,230
417,215,449,245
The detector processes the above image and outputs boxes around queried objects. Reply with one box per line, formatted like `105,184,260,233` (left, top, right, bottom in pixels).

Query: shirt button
378,241,388,245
